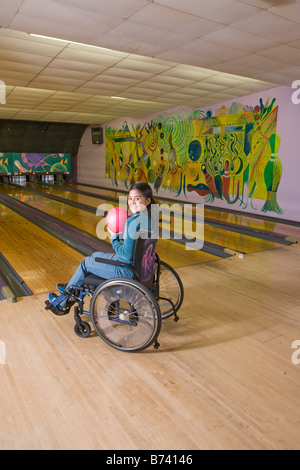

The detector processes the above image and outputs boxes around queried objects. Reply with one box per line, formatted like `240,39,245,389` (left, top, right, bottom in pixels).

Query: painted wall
77,86,300,222
77,126,105,184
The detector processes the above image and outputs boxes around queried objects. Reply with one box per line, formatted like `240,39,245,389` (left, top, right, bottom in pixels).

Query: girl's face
128,189,151,214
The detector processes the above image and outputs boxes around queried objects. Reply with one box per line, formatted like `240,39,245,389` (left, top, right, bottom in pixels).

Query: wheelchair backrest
132,230,157,289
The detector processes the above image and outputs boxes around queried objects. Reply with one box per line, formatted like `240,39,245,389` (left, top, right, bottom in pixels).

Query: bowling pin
201,164,220,199
261,133,283,214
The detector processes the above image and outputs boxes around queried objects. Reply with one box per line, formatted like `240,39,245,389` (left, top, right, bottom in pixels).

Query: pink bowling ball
106,207,130,233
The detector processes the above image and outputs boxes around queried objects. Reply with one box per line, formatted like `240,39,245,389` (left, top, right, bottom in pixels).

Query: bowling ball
106,207,130,233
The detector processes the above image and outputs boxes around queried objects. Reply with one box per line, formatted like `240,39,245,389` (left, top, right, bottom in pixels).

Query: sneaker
49,292,59,303
46,292,71,315
56,283,67,293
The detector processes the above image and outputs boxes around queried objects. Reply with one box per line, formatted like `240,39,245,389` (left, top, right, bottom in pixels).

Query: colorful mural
0,153,12,174
12,153,71,174
105,97,283,214
0,153,71,174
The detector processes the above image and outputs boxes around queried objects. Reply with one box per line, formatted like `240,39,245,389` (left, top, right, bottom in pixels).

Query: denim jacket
110,211,151,265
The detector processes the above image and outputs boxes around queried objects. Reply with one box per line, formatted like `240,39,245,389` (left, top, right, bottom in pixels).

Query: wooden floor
0,242,299,450
0,202,83,294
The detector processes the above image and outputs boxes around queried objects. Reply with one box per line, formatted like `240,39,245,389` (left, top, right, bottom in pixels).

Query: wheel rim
74,322,90,337
156,261,183,319
90,279,161,352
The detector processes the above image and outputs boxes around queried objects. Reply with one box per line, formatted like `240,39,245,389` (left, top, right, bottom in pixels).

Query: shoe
56,283,67,293
49,292,59,302
45,292,71,316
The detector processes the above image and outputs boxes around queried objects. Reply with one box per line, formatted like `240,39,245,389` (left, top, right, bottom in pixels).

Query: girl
47,182,156,314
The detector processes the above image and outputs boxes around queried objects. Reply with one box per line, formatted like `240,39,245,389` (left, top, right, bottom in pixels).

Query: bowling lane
203,207,300,240
64,182,300,240
60,181,120,200
25,182,284,254
0,203,83,295
27,181,105,209
1,184,220,268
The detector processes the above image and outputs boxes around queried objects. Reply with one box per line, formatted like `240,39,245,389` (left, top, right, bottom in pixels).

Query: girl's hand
107,228,116,237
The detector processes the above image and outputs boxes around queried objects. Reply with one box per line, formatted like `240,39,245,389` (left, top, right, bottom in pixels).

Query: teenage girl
47,182,156,314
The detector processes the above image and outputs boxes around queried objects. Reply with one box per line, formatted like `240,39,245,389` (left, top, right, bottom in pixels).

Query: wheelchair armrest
94,257,130,268
94,257,138,277
95,257,121,266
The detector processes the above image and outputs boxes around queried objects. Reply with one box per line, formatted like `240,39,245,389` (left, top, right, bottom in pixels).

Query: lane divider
0,252,33,303
0,192,114,258
0,272,15,303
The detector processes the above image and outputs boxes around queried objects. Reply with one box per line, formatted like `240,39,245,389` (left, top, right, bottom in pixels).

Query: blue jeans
66,252,133,290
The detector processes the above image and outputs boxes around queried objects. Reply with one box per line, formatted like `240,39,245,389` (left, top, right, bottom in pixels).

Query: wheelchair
45,231,184,353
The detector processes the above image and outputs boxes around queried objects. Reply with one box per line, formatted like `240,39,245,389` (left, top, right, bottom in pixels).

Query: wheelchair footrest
44,300,52,311
45,299,72,316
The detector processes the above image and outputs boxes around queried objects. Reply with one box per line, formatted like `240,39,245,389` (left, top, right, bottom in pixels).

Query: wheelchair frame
46,233,184,352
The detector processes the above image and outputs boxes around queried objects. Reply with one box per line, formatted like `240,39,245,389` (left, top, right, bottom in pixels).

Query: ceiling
0,0,300,124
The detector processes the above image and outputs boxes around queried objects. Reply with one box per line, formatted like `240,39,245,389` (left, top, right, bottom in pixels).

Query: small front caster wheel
154,341,160,350
74,321,91,338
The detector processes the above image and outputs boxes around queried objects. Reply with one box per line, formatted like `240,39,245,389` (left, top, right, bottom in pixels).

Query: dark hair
129,182,156,214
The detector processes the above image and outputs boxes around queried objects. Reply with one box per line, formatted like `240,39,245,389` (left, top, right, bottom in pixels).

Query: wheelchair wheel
155,260,184,319
74,321,91,338
90,278,161,352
